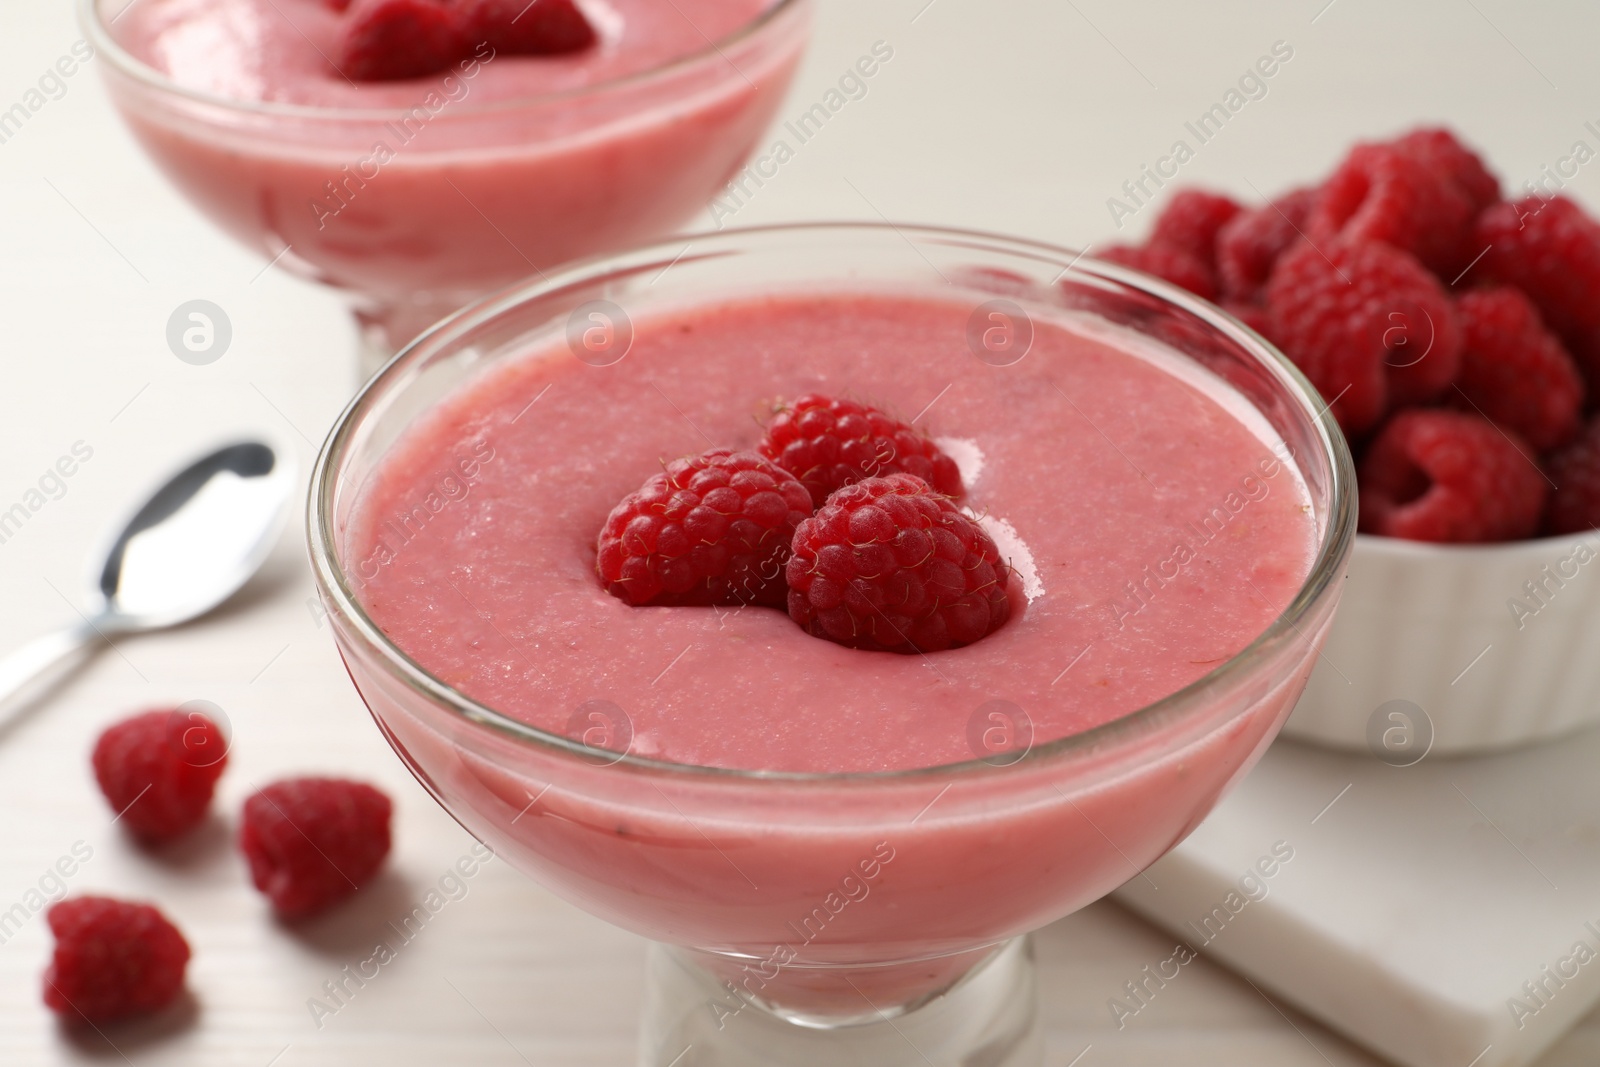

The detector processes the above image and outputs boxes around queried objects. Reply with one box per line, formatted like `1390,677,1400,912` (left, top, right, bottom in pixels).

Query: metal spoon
0,441,296,706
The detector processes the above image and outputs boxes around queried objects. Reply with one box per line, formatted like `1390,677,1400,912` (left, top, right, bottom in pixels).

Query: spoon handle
0,622,96,709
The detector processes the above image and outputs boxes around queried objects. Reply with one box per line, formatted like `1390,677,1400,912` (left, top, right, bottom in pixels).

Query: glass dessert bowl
83,0,809,369
307,223,1356,1066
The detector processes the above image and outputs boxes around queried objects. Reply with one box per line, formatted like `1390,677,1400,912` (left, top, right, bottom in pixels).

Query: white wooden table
4,0,1600,1062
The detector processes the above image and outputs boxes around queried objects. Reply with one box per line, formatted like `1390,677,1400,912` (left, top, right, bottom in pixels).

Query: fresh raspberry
1222,300,1273,340
1100,242,1216,300
759,396,964,510
785,474,1011,654
1393,127,1500,213
1150,189,1242,266
339,0,465,82
1266,237,1462,434
92,710,228,844
1477,196,1600,387
596,449,813,607
1452,288,1582,451
43,897,189,1024
457,0,596,55
1359,409,1546,542
1546,416,1600,534
1216,187,1317,303
240,778,393,920
1308,141,1478,277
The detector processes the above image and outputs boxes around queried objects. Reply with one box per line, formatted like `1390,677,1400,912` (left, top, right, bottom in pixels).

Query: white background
1,0,1599,1063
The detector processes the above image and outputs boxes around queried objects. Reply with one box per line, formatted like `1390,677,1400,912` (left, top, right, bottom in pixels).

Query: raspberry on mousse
596,449,814,607
338,0,597,82
786,473,1012,654
339,0,468,82
458,0,598,55
758,395,965,509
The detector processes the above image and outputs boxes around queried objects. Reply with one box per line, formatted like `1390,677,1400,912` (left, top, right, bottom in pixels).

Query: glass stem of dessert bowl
307,223,1357,1066
82,0,811,380
641,938,1041,1065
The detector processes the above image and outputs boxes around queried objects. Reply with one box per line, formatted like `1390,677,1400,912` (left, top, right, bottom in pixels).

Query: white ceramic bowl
1283,530,1600,754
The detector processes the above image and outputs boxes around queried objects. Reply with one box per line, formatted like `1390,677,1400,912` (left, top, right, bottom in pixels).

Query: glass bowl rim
306,220,1358,784
79,0,807,122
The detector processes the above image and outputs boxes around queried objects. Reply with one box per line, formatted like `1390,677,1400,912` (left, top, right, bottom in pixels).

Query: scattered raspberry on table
240,778,393,920
596,448,814,607
43,896,190,1024
786,473,1012,653
759,395,965,509
92,709,229,845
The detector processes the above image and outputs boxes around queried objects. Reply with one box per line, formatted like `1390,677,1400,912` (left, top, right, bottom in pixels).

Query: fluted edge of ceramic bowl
1282,529,1600,754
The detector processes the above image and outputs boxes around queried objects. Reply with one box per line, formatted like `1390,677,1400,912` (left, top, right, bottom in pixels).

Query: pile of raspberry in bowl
1101,127,1600,544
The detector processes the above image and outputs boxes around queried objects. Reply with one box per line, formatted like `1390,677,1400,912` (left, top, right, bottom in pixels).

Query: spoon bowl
0,440,296,709
96,442,294,629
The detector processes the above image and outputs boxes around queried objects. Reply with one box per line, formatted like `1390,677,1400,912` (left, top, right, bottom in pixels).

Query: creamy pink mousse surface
347,291,1315,773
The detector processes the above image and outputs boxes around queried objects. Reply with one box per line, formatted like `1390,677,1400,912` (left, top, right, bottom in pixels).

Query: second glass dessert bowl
83,0,809,368
308,223,1356,1065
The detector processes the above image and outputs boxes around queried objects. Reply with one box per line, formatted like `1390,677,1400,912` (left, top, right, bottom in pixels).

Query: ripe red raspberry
1308,141,1480,277
1393,127,1500,213
92,709,228,844
1150,189,1242,266
240,778,393,919
44,897,189,1024
1266,237,1462,434
1100,242,1215,300
1477,196,1600,387
1359,409,1546,542
759,396,964,510
1452,288,1583,451
1546,416,1600,534
457,0,596,54
597,449,813,607
1216,187,1317,303
1222,300,1273,340
786,474,1012,654
339,0,465,82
